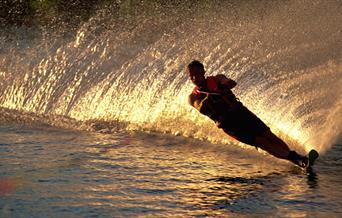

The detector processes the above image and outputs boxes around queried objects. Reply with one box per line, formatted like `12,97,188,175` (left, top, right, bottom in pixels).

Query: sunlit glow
0,178,21,196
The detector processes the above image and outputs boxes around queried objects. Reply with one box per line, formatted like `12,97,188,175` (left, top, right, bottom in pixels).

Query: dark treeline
0,0,295,42
0,0,108,27
0,0,204,27
0,0,283,27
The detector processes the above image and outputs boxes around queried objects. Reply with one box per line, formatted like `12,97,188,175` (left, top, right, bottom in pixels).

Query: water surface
1,125,341,217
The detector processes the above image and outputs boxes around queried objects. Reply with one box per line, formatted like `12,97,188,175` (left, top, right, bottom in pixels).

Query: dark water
1,0,342,217
1,124,342,217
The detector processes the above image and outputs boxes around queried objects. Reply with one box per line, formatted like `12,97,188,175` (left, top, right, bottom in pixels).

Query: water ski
305,149,319,171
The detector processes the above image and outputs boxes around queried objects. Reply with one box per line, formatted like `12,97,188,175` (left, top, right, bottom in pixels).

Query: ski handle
197,90,222,96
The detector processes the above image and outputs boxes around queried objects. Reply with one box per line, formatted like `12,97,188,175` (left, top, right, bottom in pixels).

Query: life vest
192,76,239,123
207,76,219,92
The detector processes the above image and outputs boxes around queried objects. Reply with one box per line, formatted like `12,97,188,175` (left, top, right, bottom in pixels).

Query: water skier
187,60,318,169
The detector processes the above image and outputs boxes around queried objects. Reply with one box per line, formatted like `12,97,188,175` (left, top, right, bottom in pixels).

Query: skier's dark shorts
217,104,270,145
